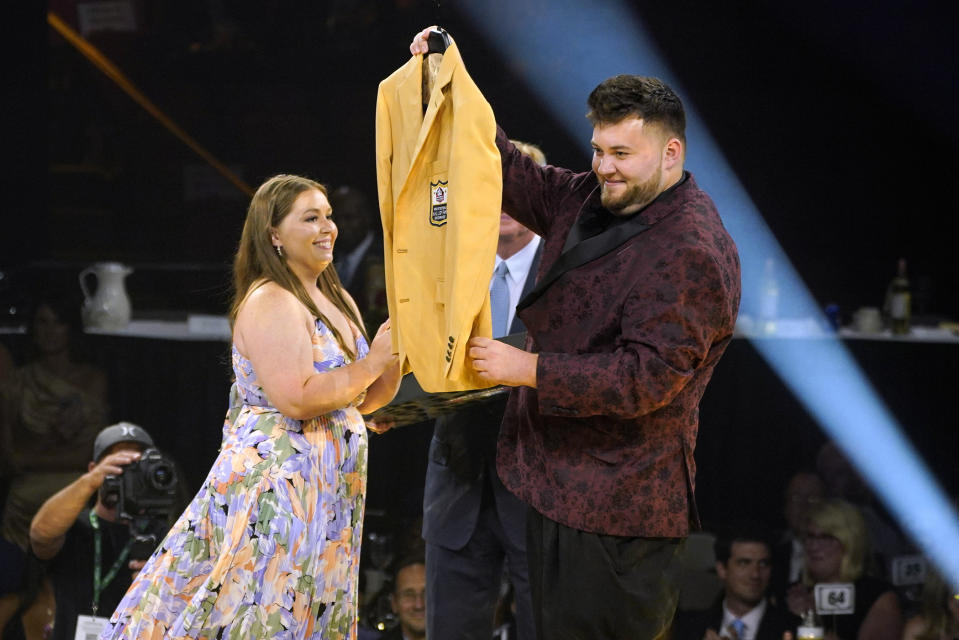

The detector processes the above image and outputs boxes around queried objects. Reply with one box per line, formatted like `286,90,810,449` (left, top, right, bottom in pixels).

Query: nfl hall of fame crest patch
430,180,448,226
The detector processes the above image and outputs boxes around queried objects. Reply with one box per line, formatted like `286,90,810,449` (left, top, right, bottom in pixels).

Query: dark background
4,0,957,318
2,1,956,530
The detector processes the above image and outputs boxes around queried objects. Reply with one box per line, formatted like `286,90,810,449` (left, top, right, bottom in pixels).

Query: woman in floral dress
102,175,402,639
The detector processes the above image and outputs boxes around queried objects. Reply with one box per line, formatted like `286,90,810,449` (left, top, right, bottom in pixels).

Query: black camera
101,447,178,522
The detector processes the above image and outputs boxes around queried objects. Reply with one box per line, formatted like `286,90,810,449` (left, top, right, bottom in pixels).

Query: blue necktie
490,261,510,338
729,619,746,639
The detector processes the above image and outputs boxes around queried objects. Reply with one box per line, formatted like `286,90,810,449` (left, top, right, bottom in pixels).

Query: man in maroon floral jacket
469,76,738,640
412,24,739,639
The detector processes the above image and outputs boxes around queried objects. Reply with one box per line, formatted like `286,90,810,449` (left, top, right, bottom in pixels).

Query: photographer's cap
93,422,154,462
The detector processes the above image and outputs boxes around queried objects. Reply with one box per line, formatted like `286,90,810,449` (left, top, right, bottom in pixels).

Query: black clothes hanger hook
426,27,451,54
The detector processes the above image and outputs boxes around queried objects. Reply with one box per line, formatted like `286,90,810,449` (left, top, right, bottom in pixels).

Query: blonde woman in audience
786,498,902,640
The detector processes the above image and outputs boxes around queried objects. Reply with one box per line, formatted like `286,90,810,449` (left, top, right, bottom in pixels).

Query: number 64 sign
815,583,856,615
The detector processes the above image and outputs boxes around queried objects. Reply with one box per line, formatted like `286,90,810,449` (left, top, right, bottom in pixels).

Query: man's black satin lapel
517,173,689,313
517,200,650,312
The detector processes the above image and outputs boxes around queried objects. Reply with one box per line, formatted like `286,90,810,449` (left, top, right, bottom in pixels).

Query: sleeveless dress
102,319,370,640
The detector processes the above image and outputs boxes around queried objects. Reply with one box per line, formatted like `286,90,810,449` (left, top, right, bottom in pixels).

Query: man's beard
600,164,662,216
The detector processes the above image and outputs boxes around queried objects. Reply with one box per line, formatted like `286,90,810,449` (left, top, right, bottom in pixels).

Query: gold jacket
375,42,501,392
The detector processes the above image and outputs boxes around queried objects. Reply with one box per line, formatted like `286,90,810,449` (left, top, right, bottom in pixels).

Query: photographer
28,422,170,640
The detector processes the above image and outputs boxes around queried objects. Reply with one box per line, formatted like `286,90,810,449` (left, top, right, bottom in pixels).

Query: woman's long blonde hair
802,498,870,584
230,174,369,357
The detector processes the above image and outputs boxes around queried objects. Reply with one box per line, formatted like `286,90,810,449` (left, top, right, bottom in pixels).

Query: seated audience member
786,499,903,640
672,520,800,640
901,568,959,640
771,470,826,606
381,555,426,640
29,422,168,640
1,294,108,552
1,295,109,638
816,441,909,576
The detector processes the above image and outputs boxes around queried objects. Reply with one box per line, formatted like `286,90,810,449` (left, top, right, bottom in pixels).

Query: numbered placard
891,555,928,586
815,582,855,615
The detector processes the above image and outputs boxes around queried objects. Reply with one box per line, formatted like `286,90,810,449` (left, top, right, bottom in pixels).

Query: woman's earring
275,246,283,257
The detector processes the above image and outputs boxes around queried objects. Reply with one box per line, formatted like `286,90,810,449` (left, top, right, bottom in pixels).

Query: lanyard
89,510,134,616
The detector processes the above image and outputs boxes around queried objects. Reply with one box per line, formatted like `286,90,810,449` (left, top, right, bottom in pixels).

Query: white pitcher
79,262,133,330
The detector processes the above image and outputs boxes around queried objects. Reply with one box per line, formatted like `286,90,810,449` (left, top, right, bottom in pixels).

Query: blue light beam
456,0,959,588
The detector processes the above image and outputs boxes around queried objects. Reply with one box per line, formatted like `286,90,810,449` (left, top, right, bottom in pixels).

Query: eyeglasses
801,531,840,546
396,589,426,604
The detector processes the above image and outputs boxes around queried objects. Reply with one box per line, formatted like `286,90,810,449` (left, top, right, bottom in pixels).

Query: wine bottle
884,258,911,335
797,609,824,640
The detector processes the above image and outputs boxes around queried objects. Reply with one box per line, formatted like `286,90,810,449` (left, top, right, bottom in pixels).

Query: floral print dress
102,319,370,639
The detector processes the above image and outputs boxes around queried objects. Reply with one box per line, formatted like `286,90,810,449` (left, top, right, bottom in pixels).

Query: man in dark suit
422,141,545,640
673,521,800,640
415,31,742,640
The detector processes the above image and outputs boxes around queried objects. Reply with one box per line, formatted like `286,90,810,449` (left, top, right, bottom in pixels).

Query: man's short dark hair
586,75,686,143
713,519,774,565
391,553,425,593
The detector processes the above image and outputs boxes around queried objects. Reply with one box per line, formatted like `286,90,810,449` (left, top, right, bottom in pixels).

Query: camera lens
151,464,175,489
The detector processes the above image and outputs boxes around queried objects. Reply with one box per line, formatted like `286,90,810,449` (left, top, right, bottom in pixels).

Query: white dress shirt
719,597,767,640
491,235,541,332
